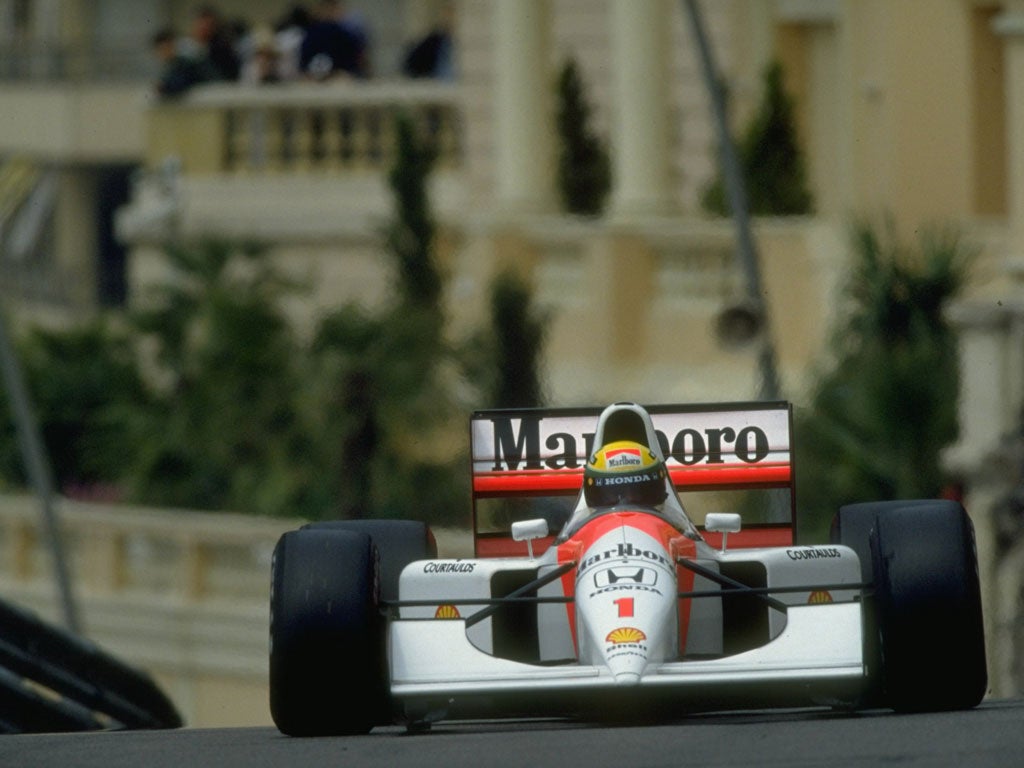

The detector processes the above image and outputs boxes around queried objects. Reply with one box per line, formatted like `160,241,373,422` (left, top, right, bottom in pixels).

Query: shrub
702,60,813,216
555,57,611,216
794,219,972,541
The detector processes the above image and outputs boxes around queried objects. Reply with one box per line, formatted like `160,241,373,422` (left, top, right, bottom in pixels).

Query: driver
583,440,668,510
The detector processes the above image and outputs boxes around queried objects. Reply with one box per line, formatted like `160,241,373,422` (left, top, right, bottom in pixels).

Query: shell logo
435,604,461,619
606,626,646,644
808,590,833,604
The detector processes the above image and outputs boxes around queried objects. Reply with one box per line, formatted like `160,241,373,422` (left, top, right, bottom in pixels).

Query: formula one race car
268,401,987,735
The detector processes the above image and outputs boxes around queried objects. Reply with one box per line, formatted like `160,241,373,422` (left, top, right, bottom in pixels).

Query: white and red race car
269,401,987,735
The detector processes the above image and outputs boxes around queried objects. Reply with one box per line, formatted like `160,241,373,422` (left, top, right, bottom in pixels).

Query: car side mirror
511,518,549,559
704,512,742,552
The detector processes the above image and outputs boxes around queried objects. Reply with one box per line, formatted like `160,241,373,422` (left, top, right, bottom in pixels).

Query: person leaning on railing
150,27,218,99
300,0,370,81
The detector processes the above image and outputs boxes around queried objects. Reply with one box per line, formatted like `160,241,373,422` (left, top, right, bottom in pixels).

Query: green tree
0,112,557,528
484,268,548,408
795,219,971,541
555,57,611,217
0,318,148,496
468,268,551,530
703,60,813,217
386,114,444,315
310,112,468,524
120,239,311,515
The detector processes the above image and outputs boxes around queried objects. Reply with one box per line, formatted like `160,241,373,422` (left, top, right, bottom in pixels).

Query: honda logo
593,566,657,589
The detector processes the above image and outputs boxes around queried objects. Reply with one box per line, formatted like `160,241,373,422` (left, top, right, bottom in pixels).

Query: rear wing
470,401,795,556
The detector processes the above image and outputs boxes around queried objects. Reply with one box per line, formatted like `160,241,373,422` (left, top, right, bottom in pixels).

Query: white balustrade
153,80,463,176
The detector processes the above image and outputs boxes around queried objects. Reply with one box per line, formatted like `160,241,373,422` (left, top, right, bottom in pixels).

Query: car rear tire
302,519,437,601
832,500,987,711
269,528,384,736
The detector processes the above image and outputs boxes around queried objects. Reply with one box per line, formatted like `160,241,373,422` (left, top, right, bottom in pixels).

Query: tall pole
0,308,80,634
682,0,781,401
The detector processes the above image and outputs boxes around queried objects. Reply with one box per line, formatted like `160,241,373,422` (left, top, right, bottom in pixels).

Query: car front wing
388,602,865,716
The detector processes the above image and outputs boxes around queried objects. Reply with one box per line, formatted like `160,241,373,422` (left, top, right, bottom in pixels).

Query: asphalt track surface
2,698,1022,768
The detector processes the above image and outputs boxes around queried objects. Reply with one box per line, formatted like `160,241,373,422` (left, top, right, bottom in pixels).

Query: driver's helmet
583,440,668,509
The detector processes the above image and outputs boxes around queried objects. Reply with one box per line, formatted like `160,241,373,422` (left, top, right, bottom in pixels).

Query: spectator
300,0,369,81
402,2,455,80
240,25,281,84
184,4,241,81
151,26,216,98
274,5,313,82
337,2,371,77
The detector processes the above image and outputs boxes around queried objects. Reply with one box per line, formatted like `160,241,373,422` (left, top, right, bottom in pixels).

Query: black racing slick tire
302,520,437,601
833,500,987,712
269,528,384,736
296,519,436,728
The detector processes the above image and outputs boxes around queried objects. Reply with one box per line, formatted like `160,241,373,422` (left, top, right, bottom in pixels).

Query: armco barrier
0,595,182,732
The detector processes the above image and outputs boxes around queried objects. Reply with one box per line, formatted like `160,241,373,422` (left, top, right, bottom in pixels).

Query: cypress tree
703,60,813,216
387,113,443,316
488,269,547,408
555,57,611,216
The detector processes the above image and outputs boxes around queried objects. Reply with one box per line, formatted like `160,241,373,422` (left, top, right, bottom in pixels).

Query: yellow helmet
583,440,667,508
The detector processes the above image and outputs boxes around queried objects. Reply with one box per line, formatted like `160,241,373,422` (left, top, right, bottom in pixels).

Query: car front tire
834,499,987,711
269,528,384,736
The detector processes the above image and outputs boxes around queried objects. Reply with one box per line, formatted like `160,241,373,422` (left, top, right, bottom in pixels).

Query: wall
0,493,472,727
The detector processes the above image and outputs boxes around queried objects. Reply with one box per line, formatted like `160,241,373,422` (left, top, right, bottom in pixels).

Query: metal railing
0,595,183,733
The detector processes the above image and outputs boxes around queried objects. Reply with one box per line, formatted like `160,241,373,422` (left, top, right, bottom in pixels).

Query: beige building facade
5,0,1024,722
